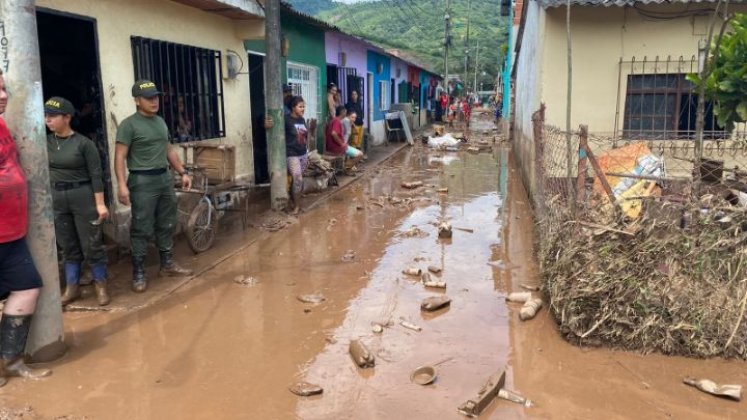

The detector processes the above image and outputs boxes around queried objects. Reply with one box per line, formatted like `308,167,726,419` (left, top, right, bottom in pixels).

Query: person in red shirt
325,105,362,171
0,70,52,387
462,96,472,128
439,93,449,123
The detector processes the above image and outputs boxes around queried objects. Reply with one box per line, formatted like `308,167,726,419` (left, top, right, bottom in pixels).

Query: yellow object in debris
617,180,661,219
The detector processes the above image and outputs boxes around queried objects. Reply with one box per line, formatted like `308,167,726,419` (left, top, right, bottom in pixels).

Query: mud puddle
2,117,745,419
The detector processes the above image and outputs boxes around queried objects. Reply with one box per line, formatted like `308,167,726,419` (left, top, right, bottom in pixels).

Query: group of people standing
44,80,194,309
436,91,474,128
268,82,367,214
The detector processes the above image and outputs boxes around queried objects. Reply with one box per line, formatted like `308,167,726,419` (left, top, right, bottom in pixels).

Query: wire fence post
576,125,589,210
532,104,546,221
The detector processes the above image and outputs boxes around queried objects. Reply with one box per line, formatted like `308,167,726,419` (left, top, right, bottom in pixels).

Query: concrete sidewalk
66,140,413,312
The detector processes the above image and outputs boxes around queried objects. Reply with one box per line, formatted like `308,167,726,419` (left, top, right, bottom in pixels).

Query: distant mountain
285,0,507,88
285,0,337,16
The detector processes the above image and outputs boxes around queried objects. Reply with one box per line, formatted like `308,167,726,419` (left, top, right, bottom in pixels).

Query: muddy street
2,119,746,419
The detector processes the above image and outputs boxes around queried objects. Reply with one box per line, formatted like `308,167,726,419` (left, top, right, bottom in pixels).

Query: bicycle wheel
186,201,219,254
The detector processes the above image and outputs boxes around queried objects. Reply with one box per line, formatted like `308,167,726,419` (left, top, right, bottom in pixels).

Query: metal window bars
614,55,746,142
131,36,226,142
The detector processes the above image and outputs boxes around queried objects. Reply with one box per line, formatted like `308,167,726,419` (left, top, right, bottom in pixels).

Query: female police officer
44,96,110,306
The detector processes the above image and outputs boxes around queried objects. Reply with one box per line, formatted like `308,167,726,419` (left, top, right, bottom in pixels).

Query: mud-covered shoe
2,358,51,379
159,261,193,277
60,284,81,306
94,281,111,306
158,251,193,277
132,256,147,293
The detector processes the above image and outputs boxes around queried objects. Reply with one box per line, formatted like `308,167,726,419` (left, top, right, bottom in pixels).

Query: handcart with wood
177,143,253,253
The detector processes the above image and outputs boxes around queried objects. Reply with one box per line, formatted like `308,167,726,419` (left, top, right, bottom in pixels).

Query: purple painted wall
325,31,370,127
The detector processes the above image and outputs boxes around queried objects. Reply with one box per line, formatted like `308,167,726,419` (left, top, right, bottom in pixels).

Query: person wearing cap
114,80,193,293
44,96,110,306
0,69,53,387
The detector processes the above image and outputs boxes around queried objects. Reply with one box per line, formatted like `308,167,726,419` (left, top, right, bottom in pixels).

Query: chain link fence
518,104,747,359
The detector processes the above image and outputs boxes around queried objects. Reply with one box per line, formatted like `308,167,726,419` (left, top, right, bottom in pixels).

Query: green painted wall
244,13,328,151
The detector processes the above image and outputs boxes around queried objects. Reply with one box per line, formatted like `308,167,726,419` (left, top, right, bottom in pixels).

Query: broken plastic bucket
410,365,437,385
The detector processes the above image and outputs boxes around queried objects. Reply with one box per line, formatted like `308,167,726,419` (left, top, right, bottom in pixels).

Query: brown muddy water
2,119,745,419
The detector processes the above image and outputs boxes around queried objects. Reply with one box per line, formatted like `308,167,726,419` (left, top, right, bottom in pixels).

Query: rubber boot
132,256,147,293
158,250,193,277
92,263,110,306
0,315,52,381
60,262,81,305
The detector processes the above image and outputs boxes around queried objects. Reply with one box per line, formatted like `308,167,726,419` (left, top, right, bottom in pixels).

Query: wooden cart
178,143,252,253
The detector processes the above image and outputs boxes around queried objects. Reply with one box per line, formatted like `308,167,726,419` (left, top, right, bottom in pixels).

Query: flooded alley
1,119,745,420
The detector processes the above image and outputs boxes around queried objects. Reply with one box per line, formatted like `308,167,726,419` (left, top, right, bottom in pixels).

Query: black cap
44,97,75,115
282,83,293,93
131,80,161,98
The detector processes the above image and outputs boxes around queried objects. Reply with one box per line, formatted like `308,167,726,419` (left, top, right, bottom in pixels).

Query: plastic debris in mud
436,187,449,194
457,369,506,417
402,267,422,276
427,265,442,274
421,295,451,312
402,226,427,238
400,320,422,332
341,250,356,262
422,273,447,289
498,389,534,407
520,298,543,321
233,275,259,287
506,292,532,303
411,366,437,386
520,283,540,292
438,222,453,239
401,181,424,189
684,377,742,401
289,381,324,397
297,293,326,305
349,340,375,368
371,323,384,334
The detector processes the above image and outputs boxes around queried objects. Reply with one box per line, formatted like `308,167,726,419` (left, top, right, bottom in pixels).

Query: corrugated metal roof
538,0,728,8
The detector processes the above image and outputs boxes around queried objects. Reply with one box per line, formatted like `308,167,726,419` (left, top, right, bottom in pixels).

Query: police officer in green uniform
44,96,110,306
115,80,193,293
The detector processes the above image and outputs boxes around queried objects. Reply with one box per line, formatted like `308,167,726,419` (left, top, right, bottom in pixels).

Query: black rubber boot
0,314,52,381
132,256,147,293
158,250,193,277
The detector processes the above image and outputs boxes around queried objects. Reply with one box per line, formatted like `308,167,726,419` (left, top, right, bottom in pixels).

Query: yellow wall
541,4,747,134
37,0,258,187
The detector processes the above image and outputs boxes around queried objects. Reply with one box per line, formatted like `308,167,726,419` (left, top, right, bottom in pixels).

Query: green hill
285,0,507,89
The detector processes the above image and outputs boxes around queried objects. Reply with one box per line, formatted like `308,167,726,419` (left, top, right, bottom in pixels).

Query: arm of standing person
81,138,109,221
331,127,345,148
167,144,192,190
114,143,130,206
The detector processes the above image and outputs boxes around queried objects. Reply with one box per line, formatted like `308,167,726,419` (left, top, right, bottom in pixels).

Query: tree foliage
286,0,508,86
691,13,747,131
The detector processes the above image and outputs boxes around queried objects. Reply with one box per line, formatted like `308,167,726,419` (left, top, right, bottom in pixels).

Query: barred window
131,36,226,142
623,73,722,140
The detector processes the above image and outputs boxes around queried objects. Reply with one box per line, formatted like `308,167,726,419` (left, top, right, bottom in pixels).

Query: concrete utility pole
444,0,450,81
264,0,288,211
474,39,480,93
0,0,66,362
464,0,472,86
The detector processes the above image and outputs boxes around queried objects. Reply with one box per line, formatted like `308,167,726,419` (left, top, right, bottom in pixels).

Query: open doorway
248,52,268,184
36,9,111,204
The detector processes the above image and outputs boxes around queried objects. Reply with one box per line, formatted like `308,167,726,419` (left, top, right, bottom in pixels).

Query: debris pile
541,198,747,359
